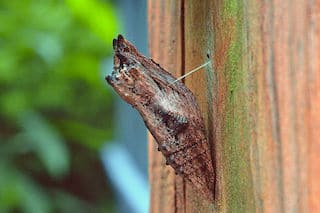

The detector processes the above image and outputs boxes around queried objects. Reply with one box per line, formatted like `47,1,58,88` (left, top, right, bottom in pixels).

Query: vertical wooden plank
256,0,319,212
307,1,320,212
183,0,217,212
210,0,257,211
148,0,320,212
257,0,285,211
148,1,185,213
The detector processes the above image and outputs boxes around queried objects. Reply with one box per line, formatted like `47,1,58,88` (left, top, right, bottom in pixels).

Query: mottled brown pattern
106,35,215,201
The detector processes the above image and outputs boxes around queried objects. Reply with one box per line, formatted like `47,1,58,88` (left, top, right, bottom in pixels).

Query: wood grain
148,1,185,213
148,0,320,212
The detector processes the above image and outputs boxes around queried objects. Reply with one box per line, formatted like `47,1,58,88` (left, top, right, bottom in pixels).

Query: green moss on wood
221,0,256,212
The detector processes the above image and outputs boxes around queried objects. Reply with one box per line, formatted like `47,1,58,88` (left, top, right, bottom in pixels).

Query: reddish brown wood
148,1,185,213
148,0,320,212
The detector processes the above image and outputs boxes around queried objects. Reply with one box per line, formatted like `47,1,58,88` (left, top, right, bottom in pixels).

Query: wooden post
148,0,320,212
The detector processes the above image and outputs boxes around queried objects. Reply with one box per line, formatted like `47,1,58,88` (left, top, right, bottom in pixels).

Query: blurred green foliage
0,0,118,212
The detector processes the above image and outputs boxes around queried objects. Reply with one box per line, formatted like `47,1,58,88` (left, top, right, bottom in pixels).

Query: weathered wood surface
148,1,186,213
148,0,320,212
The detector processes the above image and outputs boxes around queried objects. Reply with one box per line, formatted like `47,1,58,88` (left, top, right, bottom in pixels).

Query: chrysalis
106,35,215,201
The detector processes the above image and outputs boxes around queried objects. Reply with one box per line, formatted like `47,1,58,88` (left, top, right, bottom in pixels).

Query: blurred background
0,0,148,212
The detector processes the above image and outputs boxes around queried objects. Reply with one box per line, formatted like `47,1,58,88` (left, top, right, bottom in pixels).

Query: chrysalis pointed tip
118,34,124,41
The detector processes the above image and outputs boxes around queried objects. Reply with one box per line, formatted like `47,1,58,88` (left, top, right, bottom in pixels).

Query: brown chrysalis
106,35,215,201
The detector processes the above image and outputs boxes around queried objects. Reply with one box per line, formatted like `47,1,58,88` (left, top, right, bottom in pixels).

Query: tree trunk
148,0,320,212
